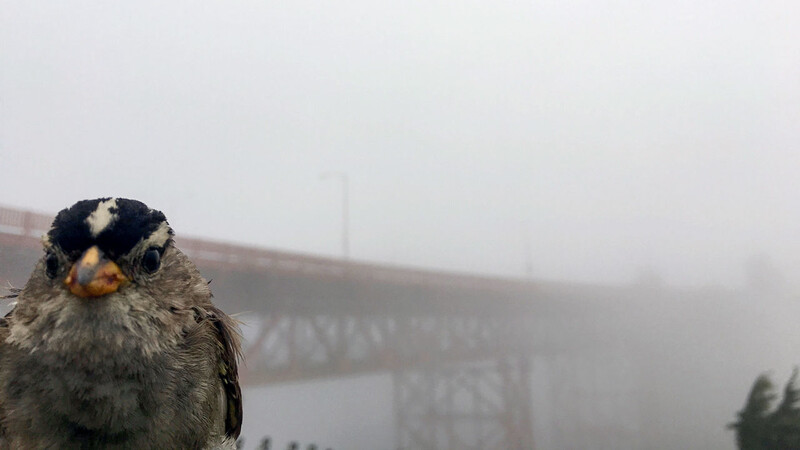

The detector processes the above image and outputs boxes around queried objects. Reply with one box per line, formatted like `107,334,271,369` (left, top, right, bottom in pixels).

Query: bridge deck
0,204,631,317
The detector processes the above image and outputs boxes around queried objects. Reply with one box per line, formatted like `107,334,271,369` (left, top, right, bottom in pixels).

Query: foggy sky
1,0,799,288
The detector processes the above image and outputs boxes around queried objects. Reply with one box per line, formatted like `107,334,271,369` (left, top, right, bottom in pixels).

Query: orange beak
64,246,128,298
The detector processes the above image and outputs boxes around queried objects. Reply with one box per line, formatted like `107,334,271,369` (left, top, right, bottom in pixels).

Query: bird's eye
45,252,59,278
142,248,161,274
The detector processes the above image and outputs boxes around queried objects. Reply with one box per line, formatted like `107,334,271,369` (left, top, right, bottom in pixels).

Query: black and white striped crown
47,198,173,258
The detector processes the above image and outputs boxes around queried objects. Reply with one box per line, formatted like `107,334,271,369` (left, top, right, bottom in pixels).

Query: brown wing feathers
207,307,243,438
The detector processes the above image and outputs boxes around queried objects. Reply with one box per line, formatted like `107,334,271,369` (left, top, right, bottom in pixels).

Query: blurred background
1,1,799,448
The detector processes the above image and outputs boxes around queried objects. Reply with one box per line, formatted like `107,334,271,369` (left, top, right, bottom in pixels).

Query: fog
1,1,799,449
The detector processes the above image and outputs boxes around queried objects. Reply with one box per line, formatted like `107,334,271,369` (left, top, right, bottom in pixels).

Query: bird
0,198,242,449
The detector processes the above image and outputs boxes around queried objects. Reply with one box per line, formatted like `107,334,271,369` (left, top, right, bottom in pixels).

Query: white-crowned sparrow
0,198,242,449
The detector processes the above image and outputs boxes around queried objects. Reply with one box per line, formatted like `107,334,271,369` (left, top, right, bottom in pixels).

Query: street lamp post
320,171,349,260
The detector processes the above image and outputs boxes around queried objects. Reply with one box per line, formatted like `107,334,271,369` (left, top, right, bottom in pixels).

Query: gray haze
2,1,799,287
2,1,800,449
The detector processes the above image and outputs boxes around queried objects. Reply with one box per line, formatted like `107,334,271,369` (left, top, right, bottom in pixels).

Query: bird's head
7,197,212,357
43,198,174,299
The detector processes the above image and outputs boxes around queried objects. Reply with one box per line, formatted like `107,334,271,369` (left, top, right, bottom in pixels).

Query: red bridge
0,205,780,449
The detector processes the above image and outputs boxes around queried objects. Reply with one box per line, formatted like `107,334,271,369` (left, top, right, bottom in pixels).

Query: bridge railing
0,207,52,238
0,205,543,294
177,235,528,290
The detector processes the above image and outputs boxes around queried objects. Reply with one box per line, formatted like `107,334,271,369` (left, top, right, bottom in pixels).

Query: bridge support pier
393,355,534,450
